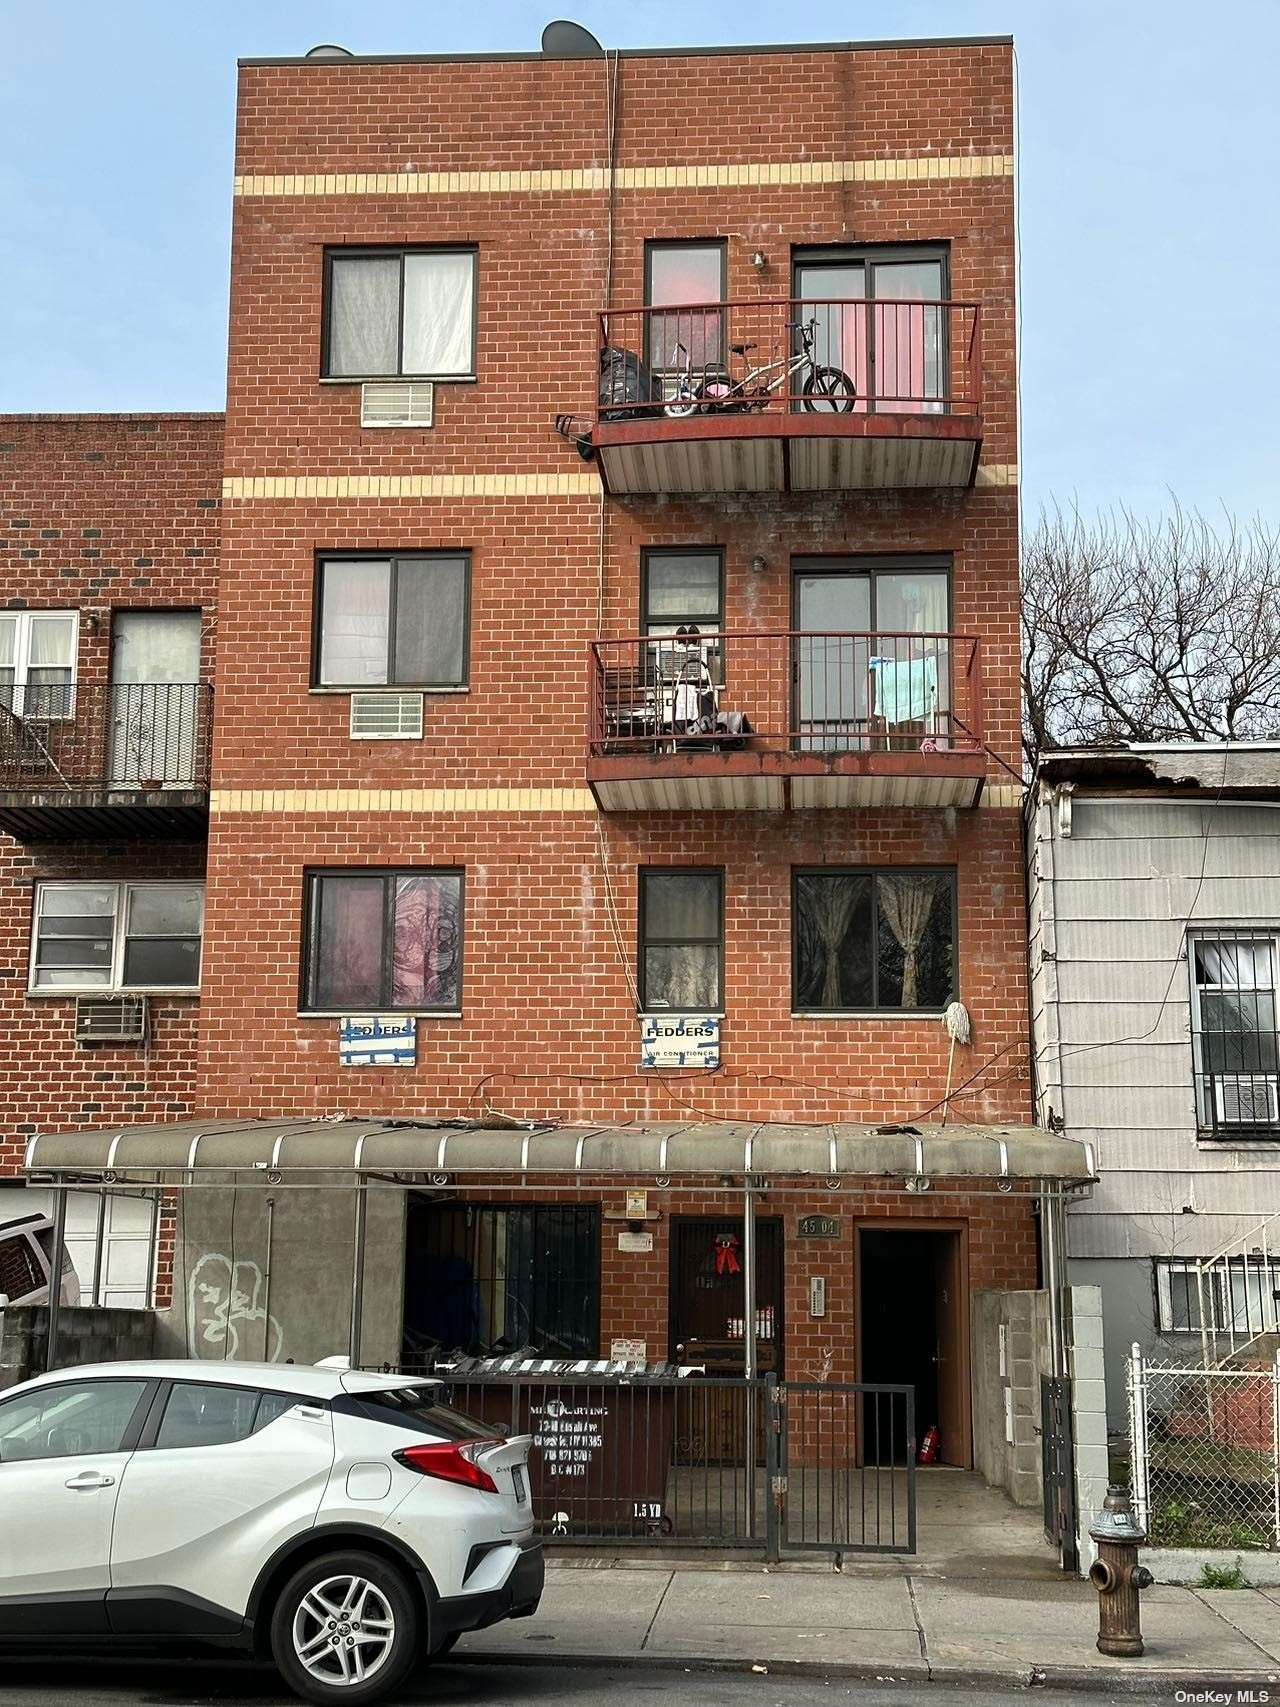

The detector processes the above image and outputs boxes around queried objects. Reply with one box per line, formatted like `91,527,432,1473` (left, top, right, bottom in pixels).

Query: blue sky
1,1,1275,517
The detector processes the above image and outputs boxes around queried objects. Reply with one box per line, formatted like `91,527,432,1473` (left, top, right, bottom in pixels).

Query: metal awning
22,1116,1096,1186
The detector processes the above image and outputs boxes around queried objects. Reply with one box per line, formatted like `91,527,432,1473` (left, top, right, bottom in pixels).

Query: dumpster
436,1355,704,1540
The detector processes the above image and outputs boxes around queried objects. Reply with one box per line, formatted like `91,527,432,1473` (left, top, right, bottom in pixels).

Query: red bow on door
714,1233,741,1276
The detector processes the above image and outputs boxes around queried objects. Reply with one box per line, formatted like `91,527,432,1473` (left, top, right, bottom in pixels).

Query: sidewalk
462,1556,1280,1691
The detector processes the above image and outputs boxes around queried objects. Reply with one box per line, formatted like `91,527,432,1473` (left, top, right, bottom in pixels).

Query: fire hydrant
1088,1484,1154,1656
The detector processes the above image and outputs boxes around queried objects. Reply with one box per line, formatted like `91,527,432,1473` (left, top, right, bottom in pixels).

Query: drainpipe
743,1174,758,1542
349,1182,368,1368
262,1196,275,1362
44,1185,68,1372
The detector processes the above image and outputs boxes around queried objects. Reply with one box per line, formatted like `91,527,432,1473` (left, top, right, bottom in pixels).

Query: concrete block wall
0,1302,158,1390
972,1287,1043,1506
1066,1282,1110,1562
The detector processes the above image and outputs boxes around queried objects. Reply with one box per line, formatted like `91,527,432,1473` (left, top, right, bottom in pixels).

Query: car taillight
394,1439,500,1493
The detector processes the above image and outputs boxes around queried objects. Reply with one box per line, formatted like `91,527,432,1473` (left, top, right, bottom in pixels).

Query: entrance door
857,1225,969,1468
109,611,201,787
793,250,946,413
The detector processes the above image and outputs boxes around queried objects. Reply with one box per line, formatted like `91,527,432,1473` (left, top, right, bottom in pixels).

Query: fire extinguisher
918,1424,940,1465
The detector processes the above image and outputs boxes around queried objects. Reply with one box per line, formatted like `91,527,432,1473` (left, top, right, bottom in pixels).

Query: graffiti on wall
188,1251,283,1361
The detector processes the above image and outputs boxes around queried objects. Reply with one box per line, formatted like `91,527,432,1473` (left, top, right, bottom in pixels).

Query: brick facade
3,39,1037,1456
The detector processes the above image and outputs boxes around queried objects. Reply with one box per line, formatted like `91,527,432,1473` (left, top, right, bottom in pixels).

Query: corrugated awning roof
22,1117,1096,1185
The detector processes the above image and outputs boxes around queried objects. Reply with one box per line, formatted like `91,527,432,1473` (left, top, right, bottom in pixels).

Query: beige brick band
223,465,1016,502
233,153,1013,200
221,473,598,501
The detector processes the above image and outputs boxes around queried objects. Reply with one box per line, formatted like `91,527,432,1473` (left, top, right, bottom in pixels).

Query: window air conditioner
360,381,434,428
74,995,150,1046
349,692,425,740
1213,1074,1280,1127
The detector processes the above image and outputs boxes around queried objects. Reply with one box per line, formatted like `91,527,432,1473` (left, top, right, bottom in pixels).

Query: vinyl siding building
1027,745,1280,1424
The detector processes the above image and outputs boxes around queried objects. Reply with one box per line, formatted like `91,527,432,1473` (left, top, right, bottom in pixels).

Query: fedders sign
640,1014,720,1070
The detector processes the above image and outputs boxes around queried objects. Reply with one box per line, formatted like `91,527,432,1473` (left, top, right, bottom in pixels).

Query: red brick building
2,33,1090,1478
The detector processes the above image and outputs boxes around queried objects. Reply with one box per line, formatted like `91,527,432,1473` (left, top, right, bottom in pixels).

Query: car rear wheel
270,1550,419,1706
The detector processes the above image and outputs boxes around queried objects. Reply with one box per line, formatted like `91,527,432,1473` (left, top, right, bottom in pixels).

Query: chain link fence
1128,1344,1280,1550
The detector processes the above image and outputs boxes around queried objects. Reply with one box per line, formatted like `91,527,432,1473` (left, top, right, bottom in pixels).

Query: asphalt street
0,1656,1139,1706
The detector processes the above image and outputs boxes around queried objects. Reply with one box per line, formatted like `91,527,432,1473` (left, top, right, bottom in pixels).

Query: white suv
0,1359,541,1704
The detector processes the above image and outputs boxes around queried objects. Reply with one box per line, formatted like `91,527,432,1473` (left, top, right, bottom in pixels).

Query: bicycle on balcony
663,316,856,419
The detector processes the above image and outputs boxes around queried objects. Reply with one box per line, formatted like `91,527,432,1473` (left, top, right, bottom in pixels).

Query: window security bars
1191,930,1280,1137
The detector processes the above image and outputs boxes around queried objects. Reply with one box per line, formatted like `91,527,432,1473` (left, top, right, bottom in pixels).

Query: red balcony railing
588,631,983,760
597,298,981,422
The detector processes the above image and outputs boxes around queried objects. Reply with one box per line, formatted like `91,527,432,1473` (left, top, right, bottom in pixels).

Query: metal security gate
770,1380,916,1554
1041,1375,1079,1573
428,1366,916,1557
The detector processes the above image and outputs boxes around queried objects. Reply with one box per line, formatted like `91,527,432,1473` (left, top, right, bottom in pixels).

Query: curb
457,1647,1280,1694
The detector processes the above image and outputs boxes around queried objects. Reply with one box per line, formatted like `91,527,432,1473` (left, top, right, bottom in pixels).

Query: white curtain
805,874,864,1008
329,256,399,376
403,253,474,376
320,561,390,685
879,873,940,1007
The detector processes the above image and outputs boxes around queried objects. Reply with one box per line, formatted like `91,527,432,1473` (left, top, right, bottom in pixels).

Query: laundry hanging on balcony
868,653,938,725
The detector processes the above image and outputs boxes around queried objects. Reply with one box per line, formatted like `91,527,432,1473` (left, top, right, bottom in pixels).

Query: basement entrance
858,1224,970,1468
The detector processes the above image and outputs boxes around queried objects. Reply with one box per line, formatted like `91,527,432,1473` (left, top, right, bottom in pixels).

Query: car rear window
333,1384,500,1440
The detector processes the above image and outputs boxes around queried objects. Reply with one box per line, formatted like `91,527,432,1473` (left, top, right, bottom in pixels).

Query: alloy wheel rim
292,1573,396,1687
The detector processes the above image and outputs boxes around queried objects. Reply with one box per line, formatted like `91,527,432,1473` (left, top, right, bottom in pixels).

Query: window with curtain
324,249,477,379
645,241,726,373
0,611,78,718
1190,931,1280,1134
793,869,955,1013
31,882,204,992
793,244,949,411
639,868,723,1012
315,554,469,688
303,870,463,1013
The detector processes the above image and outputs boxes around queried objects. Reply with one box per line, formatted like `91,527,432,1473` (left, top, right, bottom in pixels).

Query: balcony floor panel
0,790,210,843
592,413,981,496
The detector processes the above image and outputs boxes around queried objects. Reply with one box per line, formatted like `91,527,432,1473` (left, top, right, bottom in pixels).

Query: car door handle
64,1471,115,1491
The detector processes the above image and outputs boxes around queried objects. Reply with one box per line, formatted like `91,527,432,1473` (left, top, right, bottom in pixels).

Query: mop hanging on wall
939,999,972,1127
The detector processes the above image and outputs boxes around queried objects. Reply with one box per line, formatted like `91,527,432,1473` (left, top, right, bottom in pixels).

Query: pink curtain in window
394,876,460,1007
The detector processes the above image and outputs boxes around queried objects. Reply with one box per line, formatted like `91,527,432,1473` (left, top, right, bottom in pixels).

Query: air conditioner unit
1213,1075,1279,1127
74,995,150,1046
360,381,434,428
349,692,425,740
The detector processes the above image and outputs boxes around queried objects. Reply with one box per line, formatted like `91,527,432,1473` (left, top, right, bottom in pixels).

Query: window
303,870,463,1013
408,1201,600,1358
332,1387,499,1442
0,1378,148,1462
153,1382,297,1450
0,1232,43,1304
323,249,476,379
315,554,469,690
642,549,724,687
645,240,726,374
793,869,956,1013
793,244,949,411
1190,931,1280,1134
640,868,723,1013
30,882,204,993
0,611,77,718
1155,1255,1280,1336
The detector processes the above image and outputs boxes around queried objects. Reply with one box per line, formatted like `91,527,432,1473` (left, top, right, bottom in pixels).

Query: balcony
587,630,986,811
578,298,982,496
0,683,213,841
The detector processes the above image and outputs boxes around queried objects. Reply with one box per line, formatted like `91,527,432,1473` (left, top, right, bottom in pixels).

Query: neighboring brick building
0,414,221,1302
3,33,1092,1482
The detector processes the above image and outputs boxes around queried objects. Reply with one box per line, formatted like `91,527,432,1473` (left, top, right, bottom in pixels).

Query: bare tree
1022,505,1280,767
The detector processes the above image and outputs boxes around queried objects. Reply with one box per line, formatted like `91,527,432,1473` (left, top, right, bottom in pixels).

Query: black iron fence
393,1364,916,1557
0,683,213,793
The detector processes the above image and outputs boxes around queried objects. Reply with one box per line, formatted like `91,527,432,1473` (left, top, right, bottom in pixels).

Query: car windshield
335,1384,500,1441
